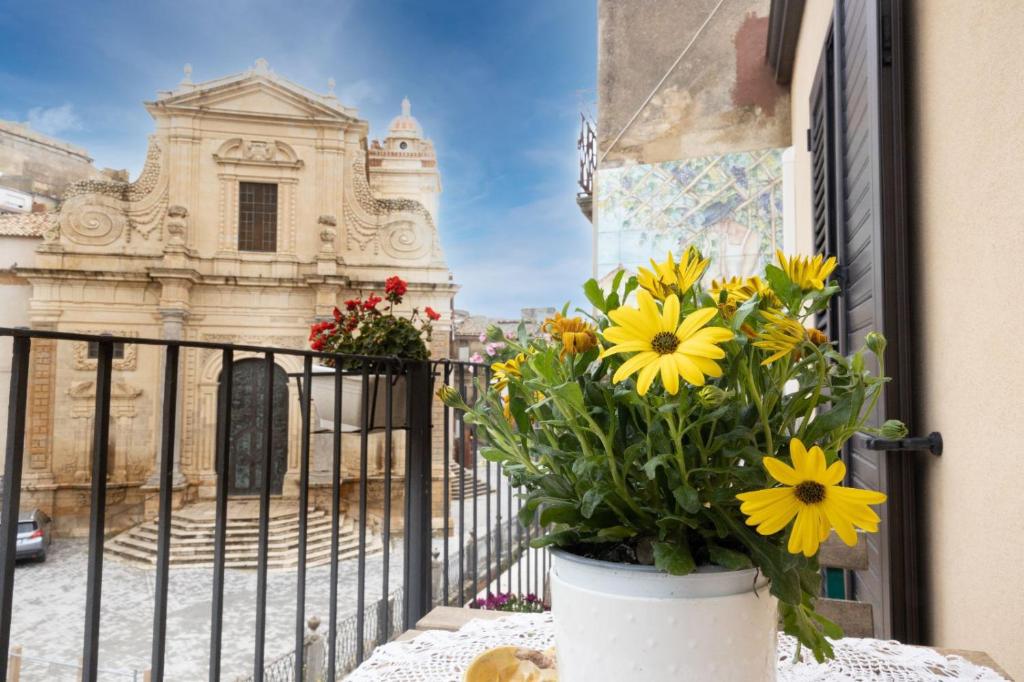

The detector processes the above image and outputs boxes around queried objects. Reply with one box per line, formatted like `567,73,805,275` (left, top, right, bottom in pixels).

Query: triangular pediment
150,72,360,124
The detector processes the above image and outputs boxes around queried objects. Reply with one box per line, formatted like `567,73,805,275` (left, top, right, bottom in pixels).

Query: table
347,607,1012,681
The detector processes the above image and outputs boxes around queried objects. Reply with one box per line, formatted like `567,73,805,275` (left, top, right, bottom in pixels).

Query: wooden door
226,359,289,496
810,0,919,642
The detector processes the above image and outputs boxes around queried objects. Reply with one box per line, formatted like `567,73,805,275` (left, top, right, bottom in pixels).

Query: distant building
0,59,456,532
0,119,116,213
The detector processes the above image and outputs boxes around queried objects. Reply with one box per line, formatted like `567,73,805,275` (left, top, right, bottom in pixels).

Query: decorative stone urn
549,549,778,682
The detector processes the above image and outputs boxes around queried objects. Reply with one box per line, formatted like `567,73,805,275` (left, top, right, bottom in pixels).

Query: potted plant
309,275,441,430
439,248,900,681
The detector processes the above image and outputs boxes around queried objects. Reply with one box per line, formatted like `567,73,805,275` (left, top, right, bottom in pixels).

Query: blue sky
0,0,596,317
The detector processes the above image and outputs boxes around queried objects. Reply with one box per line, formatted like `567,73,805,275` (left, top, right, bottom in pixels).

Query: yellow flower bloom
753,310,807,365
776,249,838,291
710,275,780,313
806,327,829,346
490,353,526,391
736,438,886,557
544,314,598,360
602,290,734,395
636,248,710,300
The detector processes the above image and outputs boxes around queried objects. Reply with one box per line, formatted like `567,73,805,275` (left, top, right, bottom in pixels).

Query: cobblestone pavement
11,539,404,681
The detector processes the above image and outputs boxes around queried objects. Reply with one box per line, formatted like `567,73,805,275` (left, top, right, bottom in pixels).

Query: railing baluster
209,349,232,682
442,361,451,606
82,338,114,681
506,477,513,595
327,363,343,681
253,353,275,681
516,494,523,594
0,334,30,681
470,366,479,598
355,363,369,664
150,345,179,681
293,356,313,679
456,364,465,606
379,362,393,645
495,460,502,595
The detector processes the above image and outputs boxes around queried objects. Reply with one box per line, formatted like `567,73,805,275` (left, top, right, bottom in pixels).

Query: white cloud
24,103,83,137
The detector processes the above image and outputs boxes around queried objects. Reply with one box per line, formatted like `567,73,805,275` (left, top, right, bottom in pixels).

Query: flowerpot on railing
549,549,778,682
309,365,407,431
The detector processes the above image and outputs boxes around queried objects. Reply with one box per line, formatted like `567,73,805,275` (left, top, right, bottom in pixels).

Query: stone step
107,532,366,562
105,537,379,569
109,522,360,557
106,504,382,570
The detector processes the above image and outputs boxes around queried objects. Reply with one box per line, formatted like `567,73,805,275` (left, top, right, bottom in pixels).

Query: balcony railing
0,327,547,681
576,113,597,221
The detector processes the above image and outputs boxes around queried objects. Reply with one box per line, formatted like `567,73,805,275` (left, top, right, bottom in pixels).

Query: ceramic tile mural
595,148,785,285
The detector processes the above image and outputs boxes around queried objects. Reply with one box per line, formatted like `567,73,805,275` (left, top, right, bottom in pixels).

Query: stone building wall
0,61,458,535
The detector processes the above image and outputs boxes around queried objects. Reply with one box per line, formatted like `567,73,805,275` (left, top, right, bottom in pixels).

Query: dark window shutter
809,28,839,339
825,0,917,643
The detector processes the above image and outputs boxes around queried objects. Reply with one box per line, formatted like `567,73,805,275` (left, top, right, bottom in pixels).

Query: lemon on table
463,646,557,682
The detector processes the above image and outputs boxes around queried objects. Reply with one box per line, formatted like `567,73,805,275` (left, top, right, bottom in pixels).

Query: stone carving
59,194,127,246
166,205,189,247
65,138,163,203
381,220,430,260
318,214,337,227
344,157,437,259
213,138,304,169
68,379,143,400
71,332,138,371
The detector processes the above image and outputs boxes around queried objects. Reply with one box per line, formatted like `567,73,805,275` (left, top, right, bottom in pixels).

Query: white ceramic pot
308,365,407,431
549,549,778,682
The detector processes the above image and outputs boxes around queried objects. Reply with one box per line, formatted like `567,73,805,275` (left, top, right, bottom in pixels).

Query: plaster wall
0,236,36,463
905,2,1024,677
597,0,789,167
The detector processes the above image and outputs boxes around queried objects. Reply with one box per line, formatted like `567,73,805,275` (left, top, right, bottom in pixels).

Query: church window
87,341,125,359
238,181,278,252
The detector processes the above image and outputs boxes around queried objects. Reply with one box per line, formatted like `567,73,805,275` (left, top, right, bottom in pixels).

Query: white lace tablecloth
346,613,1008,681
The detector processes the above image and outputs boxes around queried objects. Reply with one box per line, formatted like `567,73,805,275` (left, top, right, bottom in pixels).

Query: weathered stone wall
597,0,789,168
0,120,105,209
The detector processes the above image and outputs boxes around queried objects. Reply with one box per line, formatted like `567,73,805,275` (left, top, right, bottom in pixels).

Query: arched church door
224,359,289,495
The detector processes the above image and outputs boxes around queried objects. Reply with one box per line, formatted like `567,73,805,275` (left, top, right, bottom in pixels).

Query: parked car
15,509,52,562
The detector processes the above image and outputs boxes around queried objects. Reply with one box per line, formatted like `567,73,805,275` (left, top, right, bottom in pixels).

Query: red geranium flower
424,306,442,321
363,294,383,311
344,298,361,311
332,306,342,321
384,275,408,298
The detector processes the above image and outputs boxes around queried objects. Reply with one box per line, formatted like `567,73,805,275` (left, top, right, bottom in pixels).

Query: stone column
146,307,188,488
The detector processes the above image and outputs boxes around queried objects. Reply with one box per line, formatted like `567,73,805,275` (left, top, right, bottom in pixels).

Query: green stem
742,357,774,455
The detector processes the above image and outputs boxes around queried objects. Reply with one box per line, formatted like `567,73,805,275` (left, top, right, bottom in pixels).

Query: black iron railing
0,327,547,681
577,113,597,198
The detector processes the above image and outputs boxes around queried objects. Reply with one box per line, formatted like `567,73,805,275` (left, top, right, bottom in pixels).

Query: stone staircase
447,463,493,501
106,500,382,570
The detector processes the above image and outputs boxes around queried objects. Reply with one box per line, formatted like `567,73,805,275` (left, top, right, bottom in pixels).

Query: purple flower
469,352,484,364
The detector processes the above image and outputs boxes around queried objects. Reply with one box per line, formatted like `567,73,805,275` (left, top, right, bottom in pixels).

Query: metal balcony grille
0,327,548,681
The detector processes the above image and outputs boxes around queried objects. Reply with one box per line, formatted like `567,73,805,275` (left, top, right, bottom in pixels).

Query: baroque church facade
0,60,456,532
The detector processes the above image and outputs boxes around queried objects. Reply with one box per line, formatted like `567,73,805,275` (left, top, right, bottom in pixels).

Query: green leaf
672,484,701,514
536,475,574,499
804,398,854,443
580,488,604,519
622,275,639,301
530,529,578,548
583,278,607,313
653,541,696,575
641,454,673,480
708,543,754,570
595,525,636,541
540,502,580,526
478,447,507,463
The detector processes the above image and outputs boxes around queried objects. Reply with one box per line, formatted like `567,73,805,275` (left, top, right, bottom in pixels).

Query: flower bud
697,385,727,408
436,385,469,410
865,331,887,356
879,419,909,439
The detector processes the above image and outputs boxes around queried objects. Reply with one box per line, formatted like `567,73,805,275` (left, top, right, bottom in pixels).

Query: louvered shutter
809,28,839,339
829,0,919,642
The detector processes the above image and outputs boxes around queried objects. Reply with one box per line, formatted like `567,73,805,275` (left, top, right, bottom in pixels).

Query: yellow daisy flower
776,249,838,291
753,310,807,365
544,314,598,360
710,275,780,313
602,290,734,395
490,353,526,391
636,248,710,300
736,438,886,557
